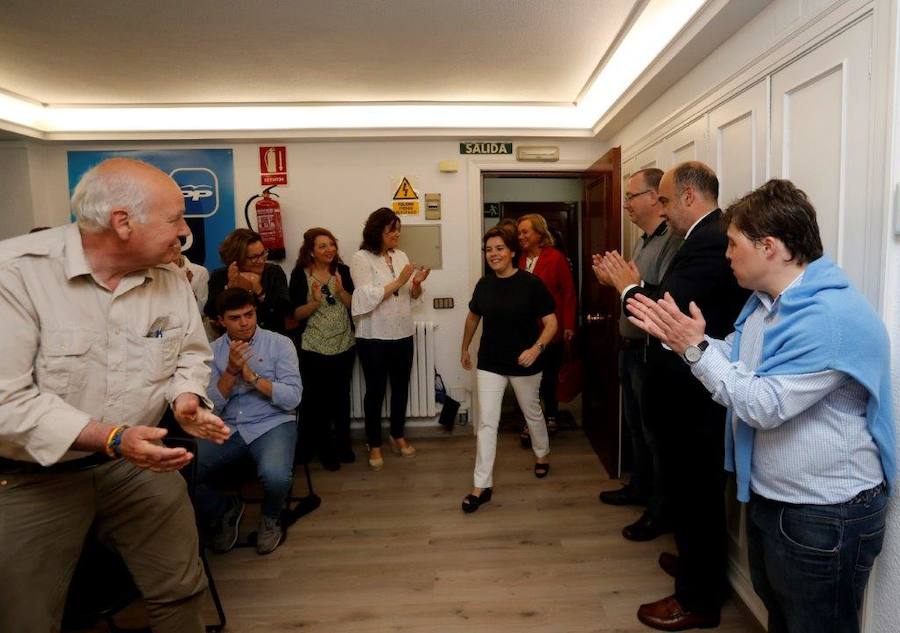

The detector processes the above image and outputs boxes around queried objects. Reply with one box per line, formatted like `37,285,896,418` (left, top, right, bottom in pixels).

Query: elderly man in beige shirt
0,158,230,633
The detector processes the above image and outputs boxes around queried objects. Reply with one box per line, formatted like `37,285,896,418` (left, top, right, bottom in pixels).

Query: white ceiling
0,0,773,139
0,0,636,106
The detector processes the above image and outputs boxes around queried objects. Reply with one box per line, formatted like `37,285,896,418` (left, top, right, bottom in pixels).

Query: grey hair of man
633,167,663,192
71,158,157,232
672,161,718,202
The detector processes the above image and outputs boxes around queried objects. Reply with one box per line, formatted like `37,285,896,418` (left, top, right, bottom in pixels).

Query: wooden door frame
465,158,600,423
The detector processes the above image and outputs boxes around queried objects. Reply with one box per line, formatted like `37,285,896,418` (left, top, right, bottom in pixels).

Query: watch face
684,346,702,363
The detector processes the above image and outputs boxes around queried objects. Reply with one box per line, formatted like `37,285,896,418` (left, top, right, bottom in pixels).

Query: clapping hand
227,339,252,372
595,251,641,294
625,291,706,355
412,266,430,287
310,281,323,304
591,253,613,286
397,263,415,285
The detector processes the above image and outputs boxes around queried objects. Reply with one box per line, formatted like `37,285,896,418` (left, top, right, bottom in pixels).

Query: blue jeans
196,421,297,520
746,485,887,633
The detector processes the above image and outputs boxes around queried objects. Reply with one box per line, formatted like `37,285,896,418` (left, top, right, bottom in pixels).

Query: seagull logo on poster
170,167,220,218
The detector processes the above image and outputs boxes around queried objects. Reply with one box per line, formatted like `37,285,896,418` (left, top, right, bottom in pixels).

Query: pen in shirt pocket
146,316,169,338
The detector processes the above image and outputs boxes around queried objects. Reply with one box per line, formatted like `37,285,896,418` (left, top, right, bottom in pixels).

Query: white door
709,79,769,209
771,16,874,299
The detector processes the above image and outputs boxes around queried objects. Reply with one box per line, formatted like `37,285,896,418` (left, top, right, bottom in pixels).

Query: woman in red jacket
517,214,577,442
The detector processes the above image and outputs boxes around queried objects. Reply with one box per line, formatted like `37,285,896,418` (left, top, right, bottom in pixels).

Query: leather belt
848,482,887,505
0,453,111,474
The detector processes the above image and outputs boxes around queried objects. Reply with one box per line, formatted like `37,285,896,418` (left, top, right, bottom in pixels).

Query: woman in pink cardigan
517,213,577,443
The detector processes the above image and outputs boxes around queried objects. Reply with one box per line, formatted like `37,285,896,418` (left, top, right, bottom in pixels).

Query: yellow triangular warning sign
392,177,418,200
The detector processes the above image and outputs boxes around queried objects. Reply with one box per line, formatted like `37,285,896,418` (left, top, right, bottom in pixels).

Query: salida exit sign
459,142,513,155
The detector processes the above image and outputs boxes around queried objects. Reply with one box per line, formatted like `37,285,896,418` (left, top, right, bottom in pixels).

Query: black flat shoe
461,488,493,513
534,463,550,478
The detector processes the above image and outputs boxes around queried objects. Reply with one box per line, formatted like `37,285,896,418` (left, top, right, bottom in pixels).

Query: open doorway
477,150,623,477
482,174,583,290
479,172,588,442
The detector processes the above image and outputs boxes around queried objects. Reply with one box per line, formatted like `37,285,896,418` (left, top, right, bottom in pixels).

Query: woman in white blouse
350,208,430,470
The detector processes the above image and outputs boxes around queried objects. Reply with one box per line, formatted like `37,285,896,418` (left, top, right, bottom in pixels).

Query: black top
469,269,555,376
288,261,355,334
205,262,291,335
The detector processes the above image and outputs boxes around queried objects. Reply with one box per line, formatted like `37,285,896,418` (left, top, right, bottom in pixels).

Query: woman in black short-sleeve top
458,225,557,513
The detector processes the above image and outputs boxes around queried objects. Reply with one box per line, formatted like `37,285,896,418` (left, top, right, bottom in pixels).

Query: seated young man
198,288,302,555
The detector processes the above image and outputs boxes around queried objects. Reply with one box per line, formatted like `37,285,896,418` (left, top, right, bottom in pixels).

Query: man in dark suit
596,161,749,631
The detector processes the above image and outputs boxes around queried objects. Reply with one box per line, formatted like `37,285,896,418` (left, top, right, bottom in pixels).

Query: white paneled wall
771,18,873,282
710,80,768,208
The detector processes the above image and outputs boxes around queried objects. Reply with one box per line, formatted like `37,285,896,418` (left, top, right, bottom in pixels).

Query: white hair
71,159,153,232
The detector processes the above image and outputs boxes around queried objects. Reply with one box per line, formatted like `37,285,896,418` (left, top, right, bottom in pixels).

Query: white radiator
350,321,438,419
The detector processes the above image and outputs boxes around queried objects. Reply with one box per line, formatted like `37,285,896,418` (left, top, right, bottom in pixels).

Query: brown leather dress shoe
637,595,720,631
658,552,682,578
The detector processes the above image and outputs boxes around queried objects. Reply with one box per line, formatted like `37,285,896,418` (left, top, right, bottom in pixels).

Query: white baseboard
729,557,768,629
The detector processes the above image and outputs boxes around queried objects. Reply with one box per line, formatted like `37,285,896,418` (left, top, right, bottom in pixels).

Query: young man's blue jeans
196,421,297,520
746,484,887,633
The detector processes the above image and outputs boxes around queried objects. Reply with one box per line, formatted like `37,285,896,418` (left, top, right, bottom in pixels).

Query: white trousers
474,369,550,488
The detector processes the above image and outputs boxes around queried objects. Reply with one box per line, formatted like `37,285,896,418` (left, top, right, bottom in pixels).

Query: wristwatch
536,343,545,353
683,340,709,365
250,372,262,386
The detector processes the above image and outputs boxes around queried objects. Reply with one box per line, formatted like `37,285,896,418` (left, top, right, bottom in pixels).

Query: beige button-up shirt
0,224,213,465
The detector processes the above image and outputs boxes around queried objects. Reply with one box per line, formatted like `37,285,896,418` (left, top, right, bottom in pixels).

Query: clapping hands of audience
227,261,263,295
625,291,707,355
592,251,641,294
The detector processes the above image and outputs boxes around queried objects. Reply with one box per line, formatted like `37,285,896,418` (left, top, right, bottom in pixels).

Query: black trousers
356,336,414,447
644,363,727,615
538,340,563,419
299,346,356,462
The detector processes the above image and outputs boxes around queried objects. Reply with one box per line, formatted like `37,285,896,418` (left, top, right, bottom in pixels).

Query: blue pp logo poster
67,149,235,270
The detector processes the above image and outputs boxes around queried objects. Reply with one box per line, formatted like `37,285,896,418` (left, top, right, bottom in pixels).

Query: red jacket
518,246,576,342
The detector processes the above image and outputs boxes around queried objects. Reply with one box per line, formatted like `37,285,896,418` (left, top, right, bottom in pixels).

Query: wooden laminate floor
189,429,762,633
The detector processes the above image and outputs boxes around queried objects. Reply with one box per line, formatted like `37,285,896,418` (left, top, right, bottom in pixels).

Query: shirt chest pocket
135,326,184,384
37,331,93,395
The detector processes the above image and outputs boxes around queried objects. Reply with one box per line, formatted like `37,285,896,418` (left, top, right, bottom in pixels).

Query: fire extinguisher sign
259,146,288,186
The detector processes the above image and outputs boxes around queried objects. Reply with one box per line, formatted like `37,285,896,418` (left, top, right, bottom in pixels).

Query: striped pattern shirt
691,273,883,504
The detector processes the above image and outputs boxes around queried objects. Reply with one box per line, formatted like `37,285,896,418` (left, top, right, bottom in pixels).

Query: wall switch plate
433,297,454,309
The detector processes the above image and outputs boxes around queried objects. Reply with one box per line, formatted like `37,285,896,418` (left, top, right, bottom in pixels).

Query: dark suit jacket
205,262,291,334
624,209,749,378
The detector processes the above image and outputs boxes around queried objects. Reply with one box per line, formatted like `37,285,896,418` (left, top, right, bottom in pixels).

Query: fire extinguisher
244,185,286,260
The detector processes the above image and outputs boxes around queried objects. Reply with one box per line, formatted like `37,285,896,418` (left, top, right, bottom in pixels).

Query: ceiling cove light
577,0,706,120
0,0,703,136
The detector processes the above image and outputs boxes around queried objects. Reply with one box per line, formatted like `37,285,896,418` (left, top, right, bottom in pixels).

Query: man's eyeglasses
321,284,337,305
624,189,654,202
245,249,269,263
